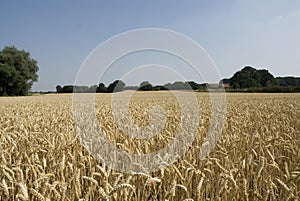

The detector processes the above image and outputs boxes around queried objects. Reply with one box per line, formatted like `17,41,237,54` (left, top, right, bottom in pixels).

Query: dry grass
0,92,299,200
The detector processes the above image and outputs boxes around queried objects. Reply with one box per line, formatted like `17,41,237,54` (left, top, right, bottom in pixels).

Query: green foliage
220,78,230,84
107,80,125,92
259,69,274,87
169,81,189,90
229,66,275,89
56,85,62,93
124,85,139,90
138,81,201,91
225,66,300,92
152,85,168,91
275,77,300,87
57,80,126,93
56,66,300,93
62,85,74,93
186,81,201,90
96,83,107,93
0,46,39,96
138,81,153,91
226,86,300,93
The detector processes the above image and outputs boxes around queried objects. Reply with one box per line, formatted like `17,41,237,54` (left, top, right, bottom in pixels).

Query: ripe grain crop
0,92,299,200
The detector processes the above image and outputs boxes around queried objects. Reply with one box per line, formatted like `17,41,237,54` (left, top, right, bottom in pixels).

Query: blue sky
1,0,299,91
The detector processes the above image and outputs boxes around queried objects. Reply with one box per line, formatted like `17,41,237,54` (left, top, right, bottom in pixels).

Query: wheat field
0,92,299,201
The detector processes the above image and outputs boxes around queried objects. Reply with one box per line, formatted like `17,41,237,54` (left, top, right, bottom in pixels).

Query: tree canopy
0,46,39,96
275,77,300,87
57,80,126,93
107,80,125,92
229,66,275,89
138,81,153,91
56,66,300,93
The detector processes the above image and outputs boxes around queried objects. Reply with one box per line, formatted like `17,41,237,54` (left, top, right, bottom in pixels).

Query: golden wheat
0,92,299,200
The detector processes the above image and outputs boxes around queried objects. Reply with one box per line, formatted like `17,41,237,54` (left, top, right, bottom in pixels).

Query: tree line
1,45,300,96
55,80,208,93
56,66,300,93
56,80,126,93
222,66,300,92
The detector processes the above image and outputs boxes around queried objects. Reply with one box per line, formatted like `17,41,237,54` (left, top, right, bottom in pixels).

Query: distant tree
220,78,231,84
61,85,74,93
163,83,172,89
230,66,274,89
57,84,101,93
89,85,98,92
294,86,300,92
152,85,168,90
230,66,259,88
138,81,153,91
124,85,139,90
200,83,208,89
56,85,62,93
97,83,107,93
275,77,300,87
258,69,275,87
0,46,39,96
107,80,125,92
73,85,90,93
232,82,240,89
140,81,151,87
171,81,189,90
186,81,202,90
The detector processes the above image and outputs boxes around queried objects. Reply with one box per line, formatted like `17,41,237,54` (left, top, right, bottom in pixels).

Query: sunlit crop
0,92,299,200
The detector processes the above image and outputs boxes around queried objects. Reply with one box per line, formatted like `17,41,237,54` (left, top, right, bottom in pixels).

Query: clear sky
1,0,299,91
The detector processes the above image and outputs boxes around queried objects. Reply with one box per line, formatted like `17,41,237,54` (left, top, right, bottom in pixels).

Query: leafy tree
96,83,107,93
89,85,98,92
171,81,189,90
140,81,151,87
230,66,274,89
186,81,201,90
138,81,153,91
275,77,300,87
230,66,259,88
62,85,74,93
107,80,125,92
124,85,139,90
258,69,275,87
152,85,168,91
0,46,39,96
220,78,231,84
163,83,172,89
56,85,62,93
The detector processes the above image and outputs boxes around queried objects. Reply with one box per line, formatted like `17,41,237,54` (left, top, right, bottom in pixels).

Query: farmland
0,92,299,200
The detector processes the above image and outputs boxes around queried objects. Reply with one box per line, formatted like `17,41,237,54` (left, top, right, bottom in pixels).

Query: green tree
97,83,107,93
171,81,189,90
56,85,62,93
258,69,275,87
62,85,74,93
275,77,300,87
186,81,201,90
163,83,172,89
138,81,153,91
107,80,125,92
0,46,39,96
230,66,274,89
89,85,98,92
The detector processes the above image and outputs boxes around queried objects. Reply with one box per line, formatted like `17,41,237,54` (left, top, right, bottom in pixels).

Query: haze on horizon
1,0,299,91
